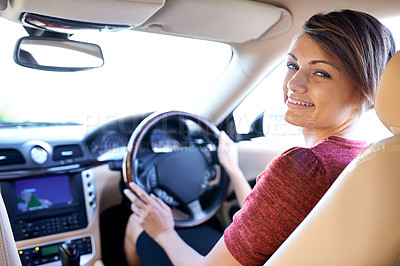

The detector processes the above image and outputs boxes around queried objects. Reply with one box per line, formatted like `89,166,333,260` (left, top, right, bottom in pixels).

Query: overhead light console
21,13,133,33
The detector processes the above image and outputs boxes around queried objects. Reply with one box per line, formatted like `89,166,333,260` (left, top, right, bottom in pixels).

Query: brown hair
301,9,396,114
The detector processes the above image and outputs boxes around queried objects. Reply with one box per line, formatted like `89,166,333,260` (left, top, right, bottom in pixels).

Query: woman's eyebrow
310,60,339,70
288,53,297,61
288,53,339,70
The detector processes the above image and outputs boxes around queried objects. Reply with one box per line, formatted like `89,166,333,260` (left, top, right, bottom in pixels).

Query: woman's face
283,34,359,134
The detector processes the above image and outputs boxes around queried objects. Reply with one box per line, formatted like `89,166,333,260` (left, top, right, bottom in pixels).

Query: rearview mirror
14,37,104,71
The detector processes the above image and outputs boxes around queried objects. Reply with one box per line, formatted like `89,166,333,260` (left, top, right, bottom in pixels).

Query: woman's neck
302,119,360,147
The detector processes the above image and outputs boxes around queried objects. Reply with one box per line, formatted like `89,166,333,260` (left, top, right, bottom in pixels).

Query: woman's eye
286,62,298,70
315,71,331,78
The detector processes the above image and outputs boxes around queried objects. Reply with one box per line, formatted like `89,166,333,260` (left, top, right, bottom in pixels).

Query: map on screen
15,174,73,212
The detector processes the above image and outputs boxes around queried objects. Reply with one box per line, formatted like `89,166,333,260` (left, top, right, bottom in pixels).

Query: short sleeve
223,147,329,266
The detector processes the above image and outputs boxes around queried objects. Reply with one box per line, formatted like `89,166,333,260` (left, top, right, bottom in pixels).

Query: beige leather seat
266,51,400,265
0,193,21,266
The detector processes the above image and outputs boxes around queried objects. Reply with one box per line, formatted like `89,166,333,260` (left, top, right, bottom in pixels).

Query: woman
123,9,396,266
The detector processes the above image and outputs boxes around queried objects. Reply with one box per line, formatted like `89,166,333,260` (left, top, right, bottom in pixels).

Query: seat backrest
266,51,400,266
0,192,22,266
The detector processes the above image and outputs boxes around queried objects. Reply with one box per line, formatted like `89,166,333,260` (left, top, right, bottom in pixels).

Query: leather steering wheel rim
123,110,229,227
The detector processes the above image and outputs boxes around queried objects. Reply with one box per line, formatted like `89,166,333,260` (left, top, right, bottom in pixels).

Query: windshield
0,17,232,126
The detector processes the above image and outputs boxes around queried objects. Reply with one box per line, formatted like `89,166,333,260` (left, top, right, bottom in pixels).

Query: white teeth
288,98,314,106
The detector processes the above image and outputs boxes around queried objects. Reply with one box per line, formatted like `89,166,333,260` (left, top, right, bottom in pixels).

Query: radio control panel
18,235,94,266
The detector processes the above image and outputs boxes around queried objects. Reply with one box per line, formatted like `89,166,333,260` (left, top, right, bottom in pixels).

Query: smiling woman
284,34,365,146
233,15,400,145
0,17,232,126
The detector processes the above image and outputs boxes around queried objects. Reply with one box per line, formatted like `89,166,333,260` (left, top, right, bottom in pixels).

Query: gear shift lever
59,241,80,266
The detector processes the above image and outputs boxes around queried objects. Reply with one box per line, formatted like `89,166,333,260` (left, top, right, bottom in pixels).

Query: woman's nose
287,71,308,94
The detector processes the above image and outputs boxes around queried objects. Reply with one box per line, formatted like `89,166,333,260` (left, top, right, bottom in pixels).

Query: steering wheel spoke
185,200,208,222
153,187,180,207
146,166,158,189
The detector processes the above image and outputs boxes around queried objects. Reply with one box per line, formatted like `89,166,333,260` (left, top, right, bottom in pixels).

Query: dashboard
0,112,217,178
0,114,149,266
87,117,191,160
88,131,129,161
0,112,218,266
0,114,148,177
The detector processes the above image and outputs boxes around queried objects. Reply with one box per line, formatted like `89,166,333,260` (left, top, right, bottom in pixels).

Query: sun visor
137,0,292,43
1,0,165,26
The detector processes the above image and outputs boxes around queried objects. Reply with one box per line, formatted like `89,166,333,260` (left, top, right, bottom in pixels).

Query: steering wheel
123,111,229,227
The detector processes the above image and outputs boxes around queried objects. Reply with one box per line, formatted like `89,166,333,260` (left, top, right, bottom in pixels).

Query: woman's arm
155,229,240,266
218,131,252,207
124,182,241,266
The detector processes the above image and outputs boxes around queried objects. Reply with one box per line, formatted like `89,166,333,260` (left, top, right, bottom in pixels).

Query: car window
234,16,399,146
0,17,232,126
233,61,305,147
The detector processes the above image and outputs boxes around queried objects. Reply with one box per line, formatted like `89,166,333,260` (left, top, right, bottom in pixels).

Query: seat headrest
375,51,400,135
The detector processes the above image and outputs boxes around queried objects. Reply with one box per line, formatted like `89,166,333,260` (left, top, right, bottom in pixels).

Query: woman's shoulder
262,146,325,181
277,145,318,165
314,135,368,149
261,136,367,183
279,136,367,162
268,136,368,185
310,136,368,167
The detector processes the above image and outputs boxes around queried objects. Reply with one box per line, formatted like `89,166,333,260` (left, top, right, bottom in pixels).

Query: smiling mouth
287,97,315,107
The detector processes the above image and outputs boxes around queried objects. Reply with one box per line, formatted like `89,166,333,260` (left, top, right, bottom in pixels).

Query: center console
0,169,97,266
18,235,94,266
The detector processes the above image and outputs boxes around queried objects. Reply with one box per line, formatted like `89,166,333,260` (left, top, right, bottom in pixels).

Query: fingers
218,131,233,152
128,182,152,204
130,202,143,216
124,182,165,209
218,131,227,152
218,131,231,156
218,130,227,143
150,194,170,210
124,187,147,209
124,186,149,224
124,183,175,236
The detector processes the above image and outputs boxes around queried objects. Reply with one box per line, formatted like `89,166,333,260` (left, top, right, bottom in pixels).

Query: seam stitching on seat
358,142,400,164
0,210,10,266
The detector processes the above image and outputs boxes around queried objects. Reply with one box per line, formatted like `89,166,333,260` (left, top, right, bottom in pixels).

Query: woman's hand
218,131,240,174
124,182,175,241
218,131,251,207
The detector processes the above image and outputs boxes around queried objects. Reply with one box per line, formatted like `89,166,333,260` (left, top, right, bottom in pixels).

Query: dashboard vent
53,144,83,161
0,149,26,166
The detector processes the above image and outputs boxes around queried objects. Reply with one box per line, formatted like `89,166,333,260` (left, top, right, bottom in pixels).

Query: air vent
53,145,83,161
0,149,26,166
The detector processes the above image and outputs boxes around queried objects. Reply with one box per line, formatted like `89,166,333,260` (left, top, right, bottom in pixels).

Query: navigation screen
15,175,73,212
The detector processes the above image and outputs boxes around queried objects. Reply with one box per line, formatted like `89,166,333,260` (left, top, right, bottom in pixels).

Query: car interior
0,0,399,265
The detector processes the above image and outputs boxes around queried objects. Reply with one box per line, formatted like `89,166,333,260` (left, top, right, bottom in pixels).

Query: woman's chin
284,114,305,128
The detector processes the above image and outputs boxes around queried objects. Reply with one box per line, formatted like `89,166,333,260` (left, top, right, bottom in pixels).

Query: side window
233,61,304,147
